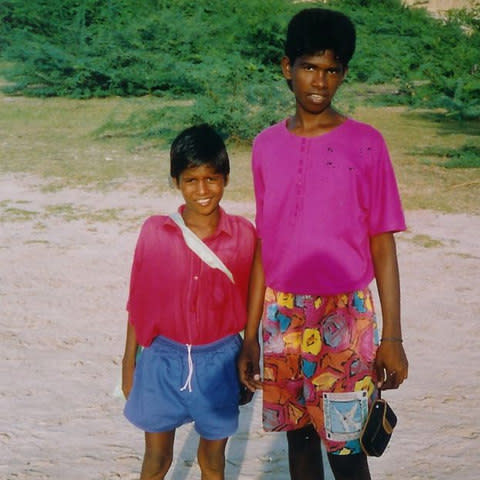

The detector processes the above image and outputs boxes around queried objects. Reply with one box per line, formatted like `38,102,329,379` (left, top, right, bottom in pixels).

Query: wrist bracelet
381,337,403,343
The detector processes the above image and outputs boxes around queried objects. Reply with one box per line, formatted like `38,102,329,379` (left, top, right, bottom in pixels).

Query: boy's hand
238,337,262,392
122,357,135,399
375,341,408,390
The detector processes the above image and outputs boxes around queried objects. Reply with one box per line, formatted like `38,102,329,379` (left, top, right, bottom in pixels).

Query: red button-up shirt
127,207,256,346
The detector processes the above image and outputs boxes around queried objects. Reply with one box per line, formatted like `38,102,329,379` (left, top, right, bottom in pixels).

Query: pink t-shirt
252,118,406,295
127,207,256,346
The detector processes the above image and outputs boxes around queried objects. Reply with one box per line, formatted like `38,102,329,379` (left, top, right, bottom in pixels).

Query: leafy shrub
1,0,480,140
415,143,480,169
94,76,292,144
0,0,292,98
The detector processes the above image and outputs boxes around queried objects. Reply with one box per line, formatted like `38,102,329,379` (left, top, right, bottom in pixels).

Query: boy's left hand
374,341,408,390
238,337,262,392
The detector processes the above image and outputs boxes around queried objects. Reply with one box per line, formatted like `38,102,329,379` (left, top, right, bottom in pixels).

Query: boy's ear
172,176,180,189
224,174,229,187
281,56,292,80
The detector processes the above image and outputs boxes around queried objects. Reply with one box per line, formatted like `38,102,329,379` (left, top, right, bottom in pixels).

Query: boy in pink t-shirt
238,8,409,480
122,124,256,480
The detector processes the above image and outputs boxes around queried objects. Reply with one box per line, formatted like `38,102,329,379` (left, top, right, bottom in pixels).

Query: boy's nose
312,71,327,87
197,180,207,194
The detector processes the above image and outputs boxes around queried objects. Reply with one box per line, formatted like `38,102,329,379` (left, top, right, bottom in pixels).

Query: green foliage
95,77,292,145
446,6,480,32
419,76,480,120
415,143,480,169
327,0,480,120
1,0,480,141
0,0,292,99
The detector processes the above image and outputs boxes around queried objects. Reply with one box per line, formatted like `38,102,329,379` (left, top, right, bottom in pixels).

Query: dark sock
327,452,371,480
286,425,324,480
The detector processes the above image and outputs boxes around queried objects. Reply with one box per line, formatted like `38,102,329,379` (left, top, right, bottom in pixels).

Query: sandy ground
404,0,480,12
1,172,479,480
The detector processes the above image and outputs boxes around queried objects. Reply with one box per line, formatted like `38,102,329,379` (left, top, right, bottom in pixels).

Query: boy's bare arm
238,239,265,391
122,317,138,399
370,232,409,390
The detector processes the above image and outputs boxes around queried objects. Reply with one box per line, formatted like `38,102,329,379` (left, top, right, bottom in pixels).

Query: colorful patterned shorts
262,287,380,455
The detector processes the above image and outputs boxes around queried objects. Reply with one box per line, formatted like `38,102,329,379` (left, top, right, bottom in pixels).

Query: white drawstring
180,344,194,392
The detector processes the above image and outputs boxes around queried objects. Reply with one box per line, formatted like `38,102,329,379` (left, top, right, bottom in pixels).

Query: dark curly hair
285,8,356,68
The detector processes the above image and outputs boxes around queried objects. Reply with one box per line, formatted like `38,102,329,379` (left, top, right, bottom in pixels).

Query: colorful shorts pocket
323,391,368,442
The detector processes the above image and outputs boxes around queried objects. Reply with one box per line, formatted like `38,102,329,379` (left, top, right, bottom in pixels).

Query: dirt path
1,173,479,479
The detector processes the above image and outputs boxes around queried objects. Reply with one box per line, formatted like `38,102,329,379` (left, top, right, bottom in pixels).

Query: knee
140,450,173,480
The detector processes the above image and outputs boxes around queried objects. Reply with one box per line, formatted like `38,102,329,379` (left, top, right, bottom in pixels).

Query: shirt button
194,276,199,280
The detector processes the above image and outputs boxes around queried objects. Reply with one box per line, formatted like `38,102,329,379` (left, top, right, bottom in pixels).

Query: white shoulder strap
169,212,235,284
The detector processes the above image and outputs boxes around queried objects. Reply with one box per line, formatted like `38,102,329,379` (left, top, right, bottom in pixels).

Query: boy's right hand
121,358,135,399
238,337,262,392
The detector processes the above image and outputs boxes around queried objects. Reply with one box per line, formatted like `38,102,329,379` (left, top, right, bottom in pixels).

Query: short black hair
285,8,356,68
170,124,230,181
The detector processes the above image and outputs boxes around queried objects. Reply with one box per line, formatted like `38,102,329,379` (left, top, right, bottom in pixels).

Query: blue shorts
124,334,242,440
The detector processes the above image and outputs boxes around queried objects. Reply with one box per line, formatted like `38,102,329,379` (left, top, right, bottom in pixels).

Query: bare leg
328,452,371,480
140,430,175,480
286,425,324,480
197,436,228,480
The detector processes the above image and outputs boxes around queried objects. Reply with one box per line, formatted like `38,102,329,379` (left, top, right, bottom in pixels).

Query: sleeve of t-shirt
367,135,407,236
252,137,265,238
125,218,148,317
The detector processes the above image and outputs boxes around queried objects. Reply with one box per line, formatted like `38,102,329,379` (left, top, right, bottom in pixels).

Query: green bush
1,0,479,140
0,0,292,98
416,143,480,169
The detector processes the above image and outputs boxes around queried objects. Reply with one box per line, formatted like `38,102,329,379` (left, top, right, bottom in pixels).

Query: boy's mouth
308,93,328,103
196,198,211,206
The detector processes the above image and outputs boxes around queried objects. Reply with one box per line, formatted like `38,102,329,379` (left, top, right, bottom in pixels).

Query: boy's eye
183,177,198,184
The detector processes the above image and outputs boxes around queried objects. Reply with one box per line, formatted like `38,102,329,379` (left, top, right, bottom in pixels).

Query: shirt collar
164,205,233,238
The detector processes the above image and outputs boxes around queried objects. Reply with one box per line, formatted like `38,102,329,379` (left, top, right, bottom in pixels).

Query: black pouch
239,383,254,406
360,393,397,457
238,357,256,406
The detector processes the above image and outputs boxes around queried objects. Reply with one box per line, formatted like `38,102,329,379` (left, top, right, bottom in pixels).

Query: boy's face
282,50,347,116
174,164,227,219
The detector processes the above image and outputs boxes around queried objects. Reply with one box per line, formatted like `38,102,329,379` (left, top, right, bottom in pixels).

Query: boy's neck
182,208,220,240
288,107,346,137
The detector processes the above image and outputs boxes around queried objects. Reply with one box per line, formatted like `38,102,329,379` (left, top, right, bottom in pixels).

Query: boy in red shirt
122,124,256,480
